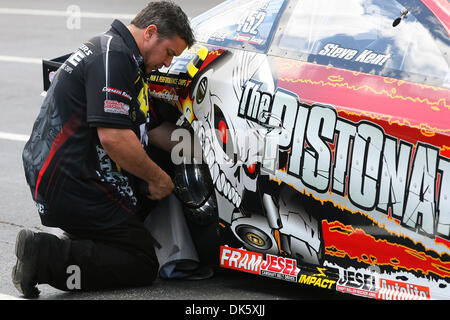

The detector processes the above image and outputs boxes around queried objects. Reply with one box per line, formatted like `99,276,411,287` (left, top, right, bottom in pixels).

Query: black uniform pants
35,213,159,292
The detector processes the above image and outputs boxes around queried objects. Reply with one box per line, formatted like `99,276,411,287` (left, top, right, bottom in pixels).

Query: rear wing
42,53,71,92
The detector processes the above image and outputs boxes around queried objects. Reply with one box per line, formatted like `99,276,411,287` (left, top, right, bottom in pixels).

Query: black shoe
12,229,40,298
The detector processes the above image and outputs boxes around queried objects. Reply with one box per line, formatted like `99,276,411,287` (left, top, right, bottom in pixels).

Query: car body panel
147,0,450,300
421,0,450,35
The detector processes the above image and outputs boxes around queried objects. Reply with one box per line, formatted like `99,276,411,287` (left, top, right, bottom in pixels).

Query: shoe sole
15,229,34,261
12,230,40,298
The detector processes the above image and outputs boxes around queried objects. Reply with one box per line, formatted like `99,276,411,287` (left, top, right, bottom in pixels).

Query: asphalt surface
0,0,360,303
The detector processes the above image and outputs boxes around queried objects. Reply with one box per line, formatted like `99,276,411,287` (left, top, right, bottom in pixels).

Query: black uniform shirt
23,20,155,230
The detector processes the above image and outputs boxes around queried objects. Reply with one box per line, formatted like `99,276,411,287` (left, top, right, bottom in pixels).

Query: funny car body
43,0,450,300
149,0,450,300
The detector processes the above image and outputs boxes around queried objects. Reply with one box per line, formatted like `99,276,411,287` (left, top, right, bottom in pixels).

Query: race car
148,0,450,300
42,0,449,300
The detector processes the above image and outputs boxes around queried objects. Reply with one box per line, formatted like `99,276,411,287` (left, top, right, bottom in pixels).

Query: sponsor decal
137,82,149,115
60,43,93,74
377,279,430,300
104,100,129,116
49,71,56,83
318,43,392,66
220,246,263,275
149,74,189,87
102,87,132,101
337,269,378,299
260,253,298,282
236,8,267,36
297,267,337,290
149,89,179,103
237,80,450,242
66,43,93,68
219,246,299,282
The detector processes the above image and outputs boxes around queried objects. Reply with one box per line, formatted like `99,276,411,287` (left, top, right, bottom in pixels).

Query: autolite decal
220,246,299,282
238,80,450,243
377,279,430,300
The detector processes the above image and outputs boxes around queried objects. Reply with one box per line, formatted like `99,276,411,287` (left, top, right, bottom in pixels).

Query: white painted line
0,7,135,20
0,293,23,300
0,55,41,64
0,131,30,142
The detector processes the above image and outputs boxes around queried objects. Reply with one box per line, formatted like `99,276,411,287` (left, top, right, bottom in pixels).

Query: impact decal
237,80,450,243
220,246,299,282
297,267,337,290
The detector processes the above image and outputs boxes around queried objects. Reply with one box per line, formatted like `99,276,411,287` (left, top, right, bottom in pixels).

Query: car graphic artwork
43,0,449,300
149,0,450,300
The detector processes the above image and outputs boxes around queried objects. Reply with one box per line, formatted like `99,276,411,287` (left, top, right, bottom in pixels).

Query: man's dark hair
131,1,195,48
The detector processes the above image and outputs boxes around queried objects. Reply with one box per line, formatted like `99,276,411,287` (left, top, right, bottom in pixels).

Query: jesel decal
237,79,450,241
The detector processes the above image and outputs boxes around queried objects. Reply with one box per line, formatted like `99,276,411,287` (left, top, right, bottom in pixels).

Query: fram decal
237,80,450,242
220,246,299,282
220,246,262,274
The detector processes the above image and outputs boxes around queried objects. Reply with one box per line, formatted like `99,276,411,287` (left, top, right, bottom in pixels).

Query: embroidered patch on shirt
104,100,130,115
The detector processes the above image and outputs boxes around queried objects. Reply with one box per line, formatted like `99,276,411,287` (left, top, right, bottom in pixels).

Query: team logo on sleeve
104,100,130,115
102,87,132,101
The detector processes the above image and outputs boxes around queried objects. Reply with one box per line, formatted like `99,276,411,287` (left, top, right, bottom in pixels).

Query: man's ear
144,24,158,40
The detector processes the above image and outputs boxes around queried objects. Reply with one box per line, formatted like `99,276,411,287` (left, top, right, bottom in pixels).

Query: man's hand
146,170,174,200
97,127,174,200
